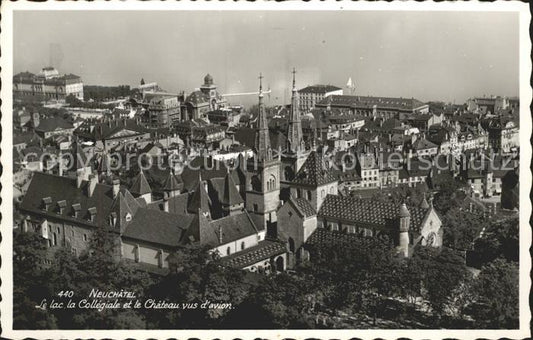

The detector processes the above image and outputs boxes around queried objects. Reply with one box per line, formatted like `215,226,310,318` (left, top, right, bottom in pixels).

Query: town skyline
14,10,519,106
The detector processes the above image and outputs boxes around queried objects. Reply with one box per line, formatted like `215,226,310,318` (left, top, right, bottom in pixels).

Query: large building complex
13,67,84,101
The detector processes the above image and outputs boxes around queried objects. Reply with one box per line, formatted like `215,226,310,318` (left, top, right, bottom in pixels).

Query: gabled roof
35,118,74,133
318,195,430,233
291,151,337,187
209,210,258,245
122,208,193,248
130,171,152,196
19,172,115,228
412,138,438,150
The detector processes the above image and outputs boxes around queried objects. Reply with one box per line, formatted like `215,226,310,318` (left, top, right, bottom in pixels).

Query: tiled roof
305,227,393,251
147,192,190,215
221,240,286,268
162,172,183,192
187,179,212,214
122,208,193,248
299,85,342,94
291,151,337,187
318,195,429,233
293,198,316,217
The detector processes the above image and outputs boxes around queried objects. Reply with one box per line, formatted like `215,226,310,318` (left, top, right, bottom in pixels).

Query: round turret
399,202,411,218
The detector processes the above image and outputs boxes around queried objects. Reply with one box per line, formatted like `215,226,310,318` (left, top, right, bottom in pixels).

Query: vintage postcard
0,1,531,339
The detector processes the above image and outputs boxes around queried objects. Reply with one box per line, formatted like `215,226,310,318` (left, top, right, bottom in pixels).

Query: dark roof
122,208,193,248
147,192,190,215
210,211,259,244
318,95,427,111
130,171,152,196
221,172,244,206
293,198,316,217
221,240,286,268
318,195,429,233
298,85,342,94
412,138,438,150
75,119,149,141
35,118,74,133
19,172,115,228
291,151,338,187
162,172,183,192
187,179,212,214
305,227,393,251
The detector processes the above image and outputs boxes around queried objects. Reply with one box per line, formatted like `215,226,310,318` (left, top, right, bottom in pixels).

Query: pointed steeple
187,175,212,216
419,194,430,209
130,170,152,197
162,170,183,197
287,68,304,154
255,73,272,162
221,171,244,214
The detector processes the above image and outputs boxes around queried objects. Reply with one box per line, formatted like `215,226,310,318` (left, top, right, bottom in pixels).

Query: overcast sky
14,10,519,106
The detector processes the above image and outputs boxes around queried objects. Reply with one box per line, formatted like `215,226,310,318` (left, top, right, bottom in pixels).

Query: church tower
281,68,309,182
287,68,304,155
246,73,281,233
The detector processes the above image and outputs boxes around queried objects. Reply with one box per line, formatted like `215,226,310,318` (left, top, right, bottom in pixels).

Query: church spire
255,73,272,162
287,68,304,154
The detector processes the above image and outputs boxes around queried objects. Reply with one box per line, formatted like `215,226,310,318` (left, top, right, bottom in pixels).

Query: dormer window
72,203,81,218
88,207,96,222
41,197,52,211
125,213,132,222
57,200,67,215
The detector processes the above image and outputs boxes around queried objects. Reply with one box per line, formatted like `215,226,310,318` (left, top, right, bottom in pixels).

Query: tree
409,247,468,317
13,232,58,329
468,259,519,328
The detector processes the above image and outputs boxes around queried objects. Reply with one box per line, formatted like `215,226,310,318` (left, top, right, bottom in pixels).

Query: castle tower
398,203,410,257
246,73,281,232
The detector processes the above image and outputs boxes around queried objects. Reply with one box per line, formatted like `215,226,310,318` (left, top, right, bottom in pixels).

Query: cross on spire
258,73,263,94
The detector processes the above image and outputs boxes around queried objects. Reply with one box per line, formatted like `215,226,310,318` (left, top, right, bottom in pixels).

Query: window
253,204,258,212
83,234,88,242
307,190,312,200
226,247,231,256
241,242,245,250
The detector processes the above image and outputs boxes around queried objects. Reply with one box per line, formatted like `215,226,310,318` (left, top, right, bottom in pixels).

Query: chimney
88,174,97,197
163,192,169,212
76,169,84,188
112,179,120,198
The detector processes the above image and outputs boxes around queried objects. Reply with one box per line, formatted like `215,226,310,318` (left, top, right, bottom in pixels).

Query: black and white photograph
0,2,531,339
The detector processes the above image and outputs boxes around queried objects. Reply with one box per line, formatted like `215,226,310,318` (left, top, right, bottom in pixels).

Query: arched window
307,190,312,200
321,189,326,198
